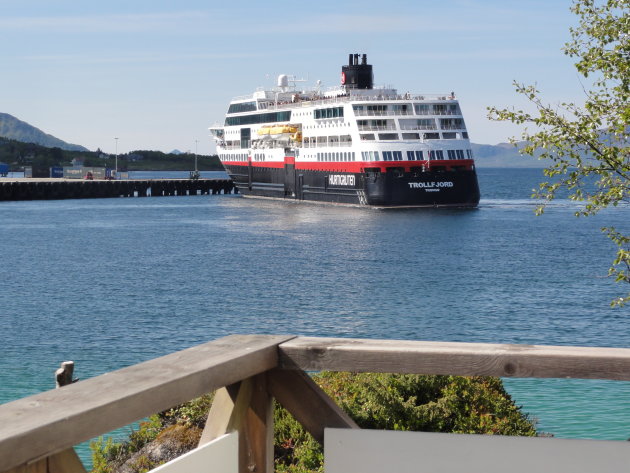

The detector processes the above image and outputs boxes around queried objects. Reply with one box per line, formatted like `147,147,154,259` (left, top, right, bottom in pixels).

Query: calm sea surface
1,168,629,450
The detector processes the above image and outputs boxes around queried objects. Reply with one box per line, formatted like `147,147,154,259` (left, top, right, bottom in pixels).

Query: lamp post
195,140,199,173
190,140,200,180
114,137,118,179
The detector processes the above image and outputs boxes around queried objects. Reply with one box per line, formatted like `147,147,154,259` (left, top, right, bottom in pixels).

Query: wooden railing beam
0,334,294,473
3,335,630,473
278,337,630,381
267,368,358,444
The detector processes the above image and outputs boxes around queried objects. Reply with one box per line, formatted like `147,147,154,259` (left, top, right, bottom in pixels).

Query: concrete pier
0,178,236,201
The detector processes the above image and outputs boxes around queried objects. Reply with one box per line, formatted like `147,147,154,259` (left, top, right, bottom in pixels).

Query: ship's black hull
223,163,480,208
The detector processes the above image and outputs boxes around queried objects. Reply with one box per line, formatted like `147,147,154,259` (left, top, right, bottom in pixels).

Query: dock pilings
0,178,236,201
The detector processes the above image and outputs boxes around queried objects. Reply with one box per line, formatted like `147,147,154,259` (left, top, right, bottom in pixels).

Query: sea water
1,168,629,452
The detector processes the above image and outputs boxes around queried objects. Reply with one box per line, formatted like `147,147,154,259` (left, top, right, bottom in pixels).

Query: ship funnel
341,53,373,89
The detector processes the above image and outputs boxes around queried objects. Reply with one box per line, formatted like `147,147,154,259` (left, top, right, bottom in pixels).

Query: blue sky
1,0,584,154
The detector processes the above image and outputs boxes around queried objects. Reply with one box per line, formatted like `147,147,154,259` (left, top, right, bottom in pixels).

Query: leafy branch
488,0,629,307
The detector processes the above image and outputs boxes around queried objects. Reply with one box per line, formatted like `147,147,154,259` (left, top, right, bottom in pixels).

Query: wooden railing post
241,374,273,473
201,374,273,473
2,449,86,473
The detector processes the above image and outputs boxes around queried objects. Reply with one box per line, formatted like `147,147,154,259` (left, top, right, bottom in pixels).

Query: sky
0,0,587,155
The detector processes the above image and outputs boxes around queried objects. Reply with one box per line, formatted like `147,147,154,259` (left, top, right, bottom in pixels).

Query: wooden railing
1,335,629,473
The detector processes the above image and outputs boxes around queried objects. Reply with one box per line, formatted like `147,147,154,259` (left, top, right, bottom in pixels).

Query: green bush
273,373,535,472
91,373,535,473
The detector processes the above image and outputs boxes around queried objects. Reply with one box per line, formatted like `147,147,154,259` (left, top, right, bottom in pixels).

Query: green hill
0,113,88,151
0,137,222,172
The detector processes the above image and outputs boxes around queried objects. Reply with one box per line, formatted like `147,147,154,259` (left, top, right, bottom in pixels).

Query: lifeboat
257,125,299,136
271,125,298,134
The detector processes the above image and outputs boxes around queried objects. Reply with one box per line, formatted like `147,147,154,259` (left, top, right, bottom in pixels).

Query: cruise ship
210,54,480,207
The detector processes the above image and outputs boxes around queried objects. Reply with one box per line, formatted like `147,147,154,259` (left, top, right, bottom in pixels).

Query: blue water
1,168,629,448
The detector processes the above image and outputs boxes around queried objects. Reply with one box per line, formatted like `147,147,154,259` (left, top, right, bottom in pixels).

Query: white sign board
149,432,238,473
325,428,630,473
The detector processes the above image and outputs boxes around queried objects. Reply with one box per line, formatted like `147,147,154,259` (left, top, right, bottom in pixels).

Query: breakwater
0,178,236,201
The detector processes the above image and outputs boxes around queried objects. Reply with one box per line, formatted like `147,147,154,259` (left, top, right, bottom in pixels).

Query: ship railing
353,110,415,117
349,93,457,102
2,335,629,473
231,93,257,101
303,142,353,148
261,93,458,112
265,95,352,111
348,93,456,102
357,125,398,132
432,110,462,116
399,125,438,131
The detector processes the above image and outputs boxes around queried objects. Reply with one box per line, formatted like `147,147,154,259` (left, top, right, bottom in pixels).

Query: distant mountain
471,142,546,168
0,113,88,151
169,149,183,155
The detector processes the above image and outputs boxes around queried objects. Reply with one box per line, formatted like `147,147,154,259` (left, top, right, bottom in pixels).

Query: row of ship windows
316,152,357,162
314,107,344,119
226,149,472,162
352,103,460,115
362,149,472,161
223,132,468,149
225,111,291,126
227,102,257,114
222,153,248,161
358,118,465,129
303,135,352,146
361,132,469,141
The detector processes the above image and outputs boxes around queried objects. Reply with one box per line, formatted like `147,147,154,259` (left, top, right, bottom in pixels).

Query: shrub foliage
91,373,535,473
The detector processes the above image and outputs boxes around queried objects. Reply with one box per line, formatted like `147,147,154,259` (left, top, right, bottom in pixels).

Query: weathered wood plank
1,449,85,473
239,374,273,473
47,448,87,473
278,337,630,381
267,369,358,444
200,375,274,473
199,381,252,445
0,335,294,473
1,458,46,473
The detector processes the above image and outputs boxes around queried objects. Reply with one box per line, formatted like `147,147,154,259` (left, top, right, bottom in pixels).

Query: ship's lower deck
222,160,480,208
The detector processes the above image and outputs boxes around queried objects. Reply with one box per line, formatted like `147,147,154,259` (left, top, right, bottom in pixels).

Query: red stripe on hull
221,159,475,173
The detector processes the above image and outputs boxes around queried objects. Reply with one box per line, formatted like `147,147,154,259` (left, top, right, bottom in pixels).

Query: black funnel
341,53,373,89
